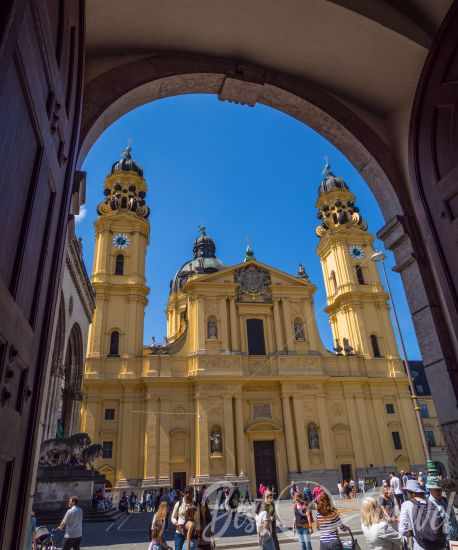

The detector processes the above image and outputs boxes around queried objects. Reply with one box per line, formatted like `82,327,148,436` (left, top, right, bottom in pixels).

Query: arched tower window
294,318,305,341
329,270,338,295
355,264,365,285
115,254,124,275
207,316,218,339
370,334,382,357
109,331,120,356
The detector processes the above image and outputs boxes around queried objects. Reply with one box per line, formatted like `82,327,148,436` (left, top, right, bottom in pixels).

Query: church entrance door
173,471,186,491
340,464,353,481
254,440,278,492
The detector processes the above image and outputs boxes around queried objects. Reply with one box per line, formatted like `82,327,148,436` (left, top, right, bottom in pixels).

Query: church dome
318,160,349,195
171,226,224,292
111,144,143,177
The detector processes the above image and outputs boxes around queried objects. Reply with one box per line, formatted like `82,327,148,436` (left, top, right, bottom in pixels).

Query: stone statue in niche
207,317,218,339
210,428,223,454
294,319,305,341
308,423,320,449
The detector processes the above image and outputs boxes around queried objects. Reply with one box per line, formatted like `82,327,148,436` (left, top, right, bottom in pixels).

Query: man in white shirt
389,472,404,508
58,496,83,550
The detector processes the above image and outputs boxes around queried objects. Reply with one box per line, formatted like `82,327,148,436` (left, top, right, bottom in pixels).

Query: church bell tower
315,162,399,359
87,145,150,359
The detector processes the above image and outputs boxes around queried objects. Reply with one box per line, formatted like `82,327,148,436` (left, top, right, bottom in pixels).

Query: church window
385,403,395,414
105,408,115,420
247,319,266,355
420,404,429,418
425,430,436,448
109,331,120,356
207,316,218,339
391,431,402,450
102,441,113,459
355,264,365,284
329,271,337,295
370,334,382,357
115,254,124,275
294,318,305,341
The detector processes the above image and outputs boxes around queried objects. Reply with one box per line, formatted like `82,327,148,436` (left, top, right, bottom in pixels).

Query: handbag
337,527,361,550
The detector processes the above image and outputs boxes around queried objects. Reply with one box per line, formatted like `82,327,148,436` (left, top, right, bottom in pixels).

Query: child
184,505,197,550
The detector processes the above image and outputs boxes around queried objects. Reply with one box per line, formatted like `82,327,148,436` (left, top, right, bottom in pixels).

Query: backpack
411,500,446,550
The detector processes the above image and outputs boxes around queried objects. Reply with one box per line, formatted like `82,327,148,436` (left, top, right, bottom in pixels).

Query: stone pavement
49,494,371,550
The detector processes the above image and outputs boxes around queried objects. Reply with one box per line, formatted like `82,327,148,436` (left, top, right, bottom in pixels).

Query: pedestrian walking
337,482,344,500
427,471,458,542
293,492,314,550
150,501,169,550
358,478,366,494
399,479,447,550
129,491,137,513
361,497,402,550
255,490,280,550
389,473,404,509
57,496,83,550
378,485,397,524
316,491,350,550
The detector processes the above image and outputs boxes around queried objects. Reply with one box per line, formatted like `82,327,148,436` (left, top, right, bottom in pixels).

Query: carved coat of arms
234,265,272,302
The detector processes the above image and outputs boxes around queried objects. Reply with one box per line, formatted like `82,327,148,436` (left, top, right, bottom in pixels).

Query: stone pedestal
34,465,106,514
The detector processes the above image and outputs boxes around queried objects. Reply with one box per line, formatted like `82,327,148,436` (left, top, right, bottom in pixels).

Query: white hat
406,479,424,493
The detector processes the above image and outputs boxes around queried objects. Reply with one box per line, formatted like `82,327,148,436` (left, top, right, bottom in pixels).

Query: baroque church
81,146,426,495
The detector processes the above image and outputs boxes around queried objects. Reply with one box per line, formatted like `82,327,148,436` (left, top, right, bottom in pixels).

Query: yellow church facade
81,148,426,496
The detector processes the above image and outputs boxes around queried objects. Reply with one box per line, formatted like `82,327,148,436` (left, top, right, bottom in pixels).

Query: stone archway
78,52,457,475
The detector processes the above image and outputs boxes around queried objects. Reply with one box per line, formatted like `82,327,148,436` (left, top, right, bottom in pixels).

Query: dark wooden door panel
0,1,84,547
254,440,278,490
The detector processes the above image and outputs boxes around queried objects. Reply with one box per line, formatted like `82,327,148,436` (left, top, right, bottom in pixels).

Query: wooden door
0,1,84,547
410,1,458,395
253,440,278,492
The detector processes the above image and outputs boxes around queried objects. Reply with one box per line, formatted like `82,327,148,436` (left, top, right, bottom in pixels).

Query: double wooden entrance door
0,1,84,547
253,440,278,493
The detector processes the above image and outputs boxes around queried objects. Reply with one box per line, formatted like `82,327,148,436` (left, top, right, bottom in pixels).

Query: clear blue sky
78,94,421,359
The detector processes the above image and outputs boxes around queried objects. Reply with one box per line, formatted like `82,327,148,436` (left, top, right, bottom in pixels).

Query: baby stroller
35,526,57,550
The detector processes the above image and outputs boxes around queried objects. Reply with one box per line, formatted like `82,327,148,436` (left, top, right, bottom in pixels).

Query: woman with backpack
255,490,280,550
360,497,402,550
399,479,447,550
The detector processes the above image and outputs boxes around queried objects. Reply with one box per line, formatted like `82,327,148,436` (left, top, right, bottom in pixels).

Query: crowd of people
31,467,458,550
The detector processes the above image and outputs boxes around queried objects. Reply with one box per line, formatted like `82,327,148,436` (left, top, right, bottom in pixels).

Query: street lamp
370,250,431,462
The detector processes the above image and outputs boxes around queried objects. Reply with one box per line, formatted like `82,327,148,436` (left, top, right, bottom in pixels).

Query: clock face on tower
112,233,130,249
349,245,365,259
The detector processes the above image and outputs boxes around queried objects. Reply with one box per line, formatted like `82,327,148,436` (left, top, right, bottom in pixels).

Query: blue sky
78,94,421,359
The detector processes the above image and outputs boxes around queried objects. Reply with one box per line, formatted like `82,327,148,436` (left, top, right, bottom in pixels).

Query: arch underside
80,53,407,223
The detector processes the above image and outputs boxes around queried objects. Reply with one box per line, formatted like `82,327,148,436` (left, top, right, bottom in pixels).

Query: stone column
220,297,229,352
144,394,159,481
316,393,336,469
292,395,309,472
355,392,377,466
158,398,170,485
273,298,285,352
372,395,394,466
281,299,295,352
235,396,246,476
197,298,206,352
195,397,210,480
223,396,236,476
281,394,298,473
229,297,240,352
345,394,366,467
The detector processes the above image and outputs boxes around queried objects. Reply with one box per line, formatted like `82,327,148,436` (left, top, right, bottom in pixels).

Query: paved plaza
46,494,371,550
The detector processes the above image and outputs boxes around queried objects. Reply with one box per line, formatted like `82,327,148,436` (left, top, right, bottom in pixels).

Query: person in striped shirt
316,491,350,550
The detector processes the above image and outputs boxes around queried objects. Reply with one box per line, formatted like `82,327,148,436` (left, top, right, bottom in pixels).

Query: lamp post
370,250,431,462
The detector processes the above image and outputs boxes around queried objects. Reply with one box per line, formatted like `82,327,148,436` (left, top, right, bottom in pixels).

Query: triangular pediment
185,259,312,289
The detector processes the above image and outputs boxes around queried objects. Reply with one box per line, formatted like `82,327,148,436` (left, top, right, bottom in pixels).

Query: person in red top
312,485,323,501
